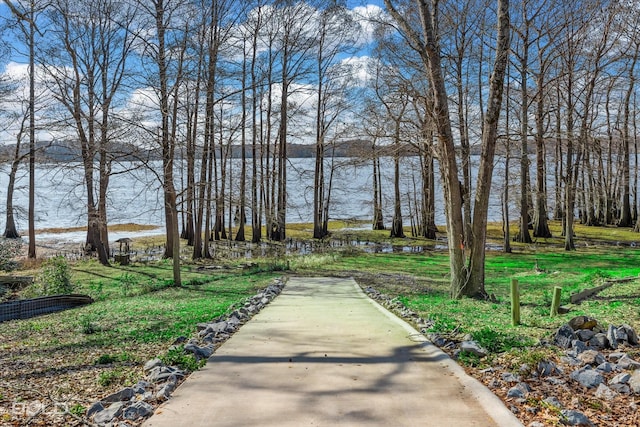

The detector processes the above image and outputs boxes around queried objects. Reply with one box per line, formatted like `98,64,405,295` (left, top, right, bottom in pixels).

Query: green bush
38,256,74,295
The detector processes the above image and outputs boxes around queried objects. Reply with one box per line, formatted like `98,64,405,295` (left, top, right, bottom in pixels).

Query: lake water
0,156,519,243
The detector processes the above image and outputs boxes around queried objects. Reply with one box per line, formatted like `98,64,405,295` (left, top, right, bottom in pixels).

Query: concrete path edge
353,281,524,427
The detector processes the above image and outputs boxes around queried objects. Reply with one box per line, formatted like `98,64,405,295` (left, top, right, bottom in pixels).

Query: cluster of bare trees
1,0,640,297
364,0,640,296
0,0,362,285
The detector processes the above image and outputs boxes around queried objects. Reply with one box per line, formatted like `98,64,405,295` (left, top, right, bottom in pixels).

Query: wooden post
550,286,562,317
511,278,520,326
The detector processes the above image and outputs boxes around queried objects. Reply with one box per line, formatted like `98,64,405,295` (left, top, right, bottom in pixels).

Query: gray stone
575,329,595,341
227,315,241,326
577,350,605,366
501,372,521,383
560,355,582,366
561,409,594,426
459,340,487,358
102,387,135,403
132,381,150,394
537,360,558,377
545,377,566,386
147,366,185,383
608,352,626,362
528,423,545,427
587,333,608,350
594,383,618,400
615,326,629,342
93,402,124,425
202,321,227,335
122,401,154,421
543,396,563,409
570,340,588,355
155,385,174,400
428,333,447,347
595,362,613,373
609,372,631,385
86,401,104,418
629,369,640,394
621,324,639,345
607,324,618,349
610,383,630,394
143,358,163,372
171,336,188,345
554,324,577,349
617,355,640,370
570,367,604,388
507,386,525,398
184,343,214,360
202,332,217,344
196,322,210,331
507,381,531,398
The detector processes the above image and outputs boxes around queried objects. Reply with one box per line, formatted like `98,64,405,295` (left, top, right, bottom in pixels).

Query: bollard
550,286,562,316
511,278,520,326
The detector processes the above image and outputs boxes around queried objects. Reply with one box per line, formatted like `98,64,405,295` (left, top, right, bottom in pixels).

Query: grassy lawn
2,219,640,424
0,259,280,422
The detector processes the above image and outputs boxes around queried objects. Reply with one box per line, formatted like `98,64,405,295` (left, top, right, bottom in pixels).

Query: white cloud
350,4,387,47
340,55,376,87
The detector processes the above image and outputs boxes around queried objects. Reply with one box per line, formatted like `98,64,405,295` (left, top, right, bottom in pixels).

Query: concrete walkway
144,277,522,427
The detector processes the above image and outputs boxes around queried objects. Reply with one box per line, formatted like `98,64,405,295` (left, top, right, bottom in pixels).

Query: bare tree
4,0,45,259
312,3,357,239
384,0,510,297
43,0,136,265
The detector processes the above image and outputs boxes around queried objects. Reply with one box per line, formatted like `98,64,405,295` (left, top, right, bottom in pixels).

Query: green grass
0,258,281,397
4,219,640,419
296,239,640,356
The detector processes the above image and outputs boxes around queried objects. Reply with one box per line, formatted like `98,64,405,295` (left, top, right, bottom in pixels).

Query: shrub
95,354,118,365
69,404,86,416
38,256,74,295
118,273,137,297
160,347,206,372
0,238,23,271
97,369,123,387
472,327,535,354
79,315,100,335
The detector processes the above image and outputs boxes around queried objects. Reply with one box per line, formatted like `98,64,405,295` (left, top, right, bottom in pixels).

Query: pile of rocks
87,278,285,426
551,317,640,396
553,315,639,351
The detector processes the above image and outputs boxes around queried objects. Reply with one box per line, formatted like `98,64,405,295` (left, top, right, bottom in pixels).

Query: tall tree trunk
28,1,36,259
533,66,551,237
4,117,26,239
465,0,511,297
372,143,385,230
515,28,532,243
236,39,248,242
390,117,405,238
620,43,638,227
384,0,467,297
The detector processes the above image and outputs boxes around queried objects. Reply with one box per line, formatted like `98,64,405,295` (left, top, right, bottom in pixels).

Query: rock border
362,285,640,427
86,278,286,426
